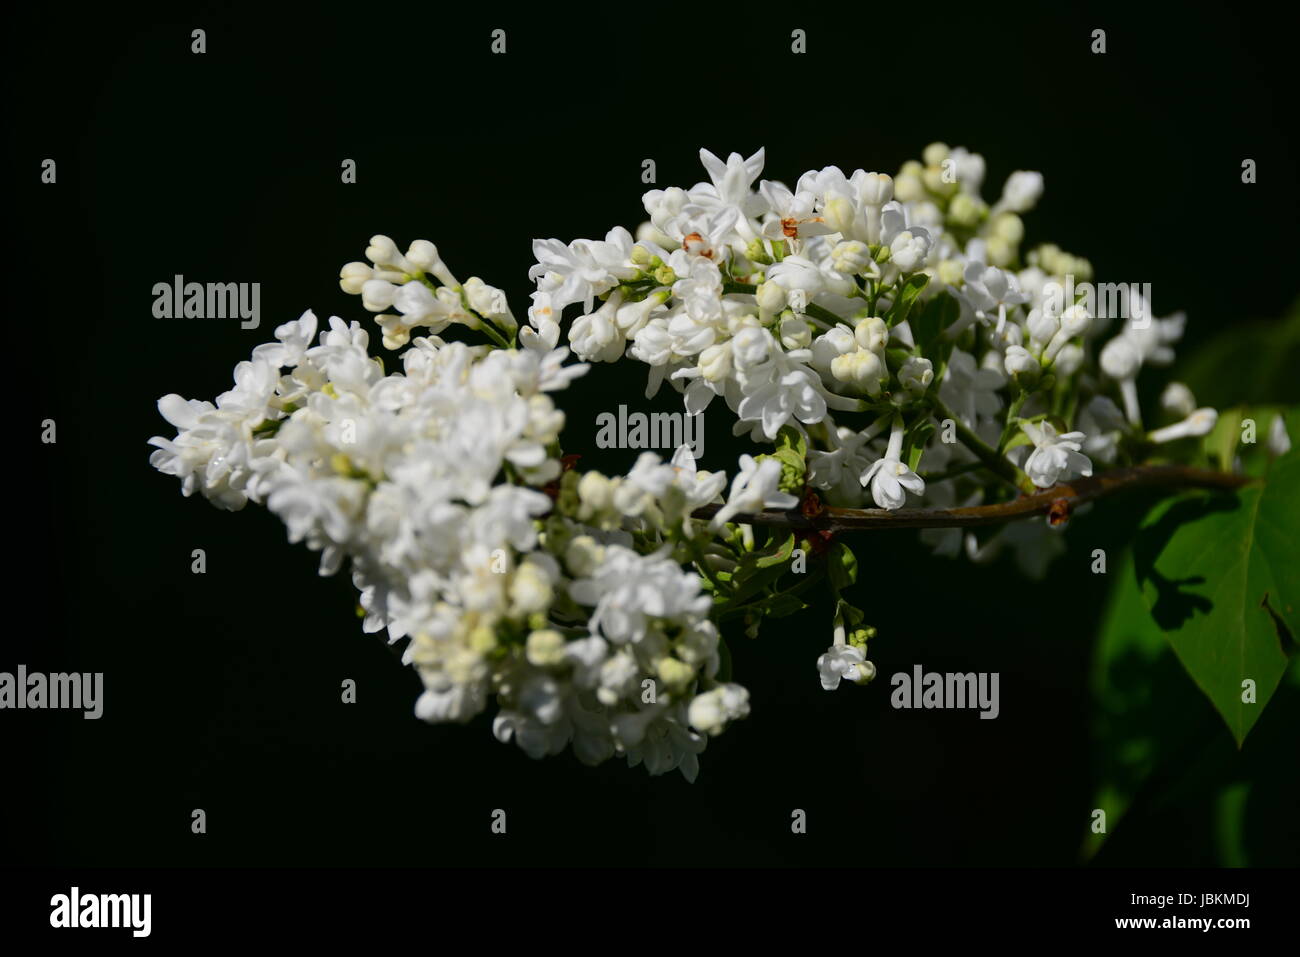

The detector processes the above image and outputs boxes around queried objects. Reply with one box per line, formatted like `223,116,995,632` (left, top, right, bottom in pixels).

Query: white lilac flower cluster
149,280,748,780
525,145,1217,575
150,145,1221,776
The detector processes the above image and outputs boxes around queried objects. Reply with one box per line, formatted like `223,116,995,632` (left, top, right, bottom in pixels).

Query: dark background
9,2,1298,866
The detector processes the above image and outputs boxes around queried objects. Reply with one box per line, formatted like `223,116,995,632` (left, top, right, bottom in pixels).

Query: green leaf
728,534,797,603
834,597,865,627
775,425,807,459
885,273,930,328
1088,548,1228,859
913,291,960,347
906,421,936,471
755,532,796,569
770,447,805,472
766,593,810,618
1201,405,1293,477
1132,450,1298,745
827,542,858,590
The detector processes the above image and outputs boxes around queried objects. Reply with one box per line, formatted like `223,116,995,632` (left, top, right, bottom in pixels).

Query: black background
9,2,1299,867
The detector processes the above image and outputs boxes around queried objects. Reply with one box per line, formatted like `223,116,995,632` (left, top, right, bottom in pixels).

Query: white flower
1099,336,1143,424
862,457,926,510
830,239,872,274
1003,344,1040,380
817,644,873,690
860,417,926,510
694,147,768,228
528,226,638,314
807,424,878,505
1021,421,1093,488
899,356,934,394
854,316,889,353
759,179,832,242
996,170,1044,213
1161,381,1197,417
880,202,932,272
960,263,1030,333
766,255,826,312
1268,414,1291,456
688,684,751,736
710,455,800,529
1149,408,1218,444
569,291,627,362
831,348,886,394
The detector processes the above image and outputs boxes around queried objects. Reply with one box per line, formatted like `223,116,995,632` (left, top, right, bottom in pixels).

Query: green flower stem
722,281,757,295
805,302,850,329
996,390,1028,453
715,566,826,622
929,395,1036,494
478,317,515,350
681,530,730,597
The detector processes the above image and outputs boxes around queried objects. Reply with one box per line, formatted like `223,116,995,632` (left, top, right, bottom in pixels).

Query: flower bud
699,342,732,382
1004,344,1040,381
1026,308,1059,346
992,212,1025,244
831,348,885,393
858,172,894,206
854,316,889,352
526,629,568,668
831,239,872,274
509,562,553,615
656,656,695,692
1053,342,1084,376
986,236,1014,269
756,280,787,314
361,278,397,312
947,193,986,229
894,170,926,203
922,166,953,195
404,239,442,273
899,356,934,394
823,195,858,235
339,261,373,295
366,235,405,269
564,534,603,576
938,258,965,286
1100,336,1141,379
848,660,877,684
779,316,813,350
1160,381,1196,417
1059,304,1092,337
577,473,617,515
923,142,950,167
744,237,772,265
999,171,1044,212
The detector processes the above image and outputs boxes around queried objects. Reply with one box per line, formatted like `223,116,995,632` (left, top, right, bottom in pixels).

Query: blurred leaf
1214,782,1251,867
1088,548,1228,859
1175,300,1300,408
1201,405,1294,476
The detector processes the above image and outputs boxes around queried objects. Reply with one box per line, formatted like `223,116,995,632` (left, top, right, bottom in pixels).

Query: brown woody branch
690,465,1250,532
